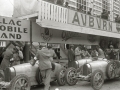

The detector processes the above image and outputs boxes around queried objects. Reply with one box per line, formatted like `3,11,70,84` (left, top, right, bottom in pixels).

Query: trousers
41,68,52,90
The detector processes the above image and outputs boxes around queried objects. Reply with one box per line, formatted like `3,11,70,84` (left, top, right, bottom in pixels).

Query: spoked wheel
56,68,66,86
65,67,78,86
106,61,118,79
9,74,31,90
91,70,104,90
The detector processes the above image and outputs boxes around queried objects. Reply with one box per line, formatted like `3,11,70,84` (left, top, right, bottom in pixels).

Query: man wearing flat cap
108,45,117,60
34,44,52,90
68,45,75,67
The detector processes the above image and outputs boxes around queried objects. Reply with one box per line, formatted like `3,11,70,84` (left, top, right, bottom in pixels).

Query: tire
65,67,78,86
36,68,42,84
56,68,66,86
91,70,104,90
9,74,31,90
106,61,118,79
0,70,5,81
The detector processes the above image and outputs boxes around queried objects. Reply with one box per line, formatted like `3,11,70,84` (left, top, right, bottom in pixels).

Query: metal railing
37,0,68,23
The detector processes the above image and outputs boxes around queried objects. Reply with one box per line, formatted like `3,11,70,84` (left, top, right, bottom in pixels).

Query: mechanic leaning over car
0,47,17,80
96,45,105,59
34,45,53,90
12,46,23,66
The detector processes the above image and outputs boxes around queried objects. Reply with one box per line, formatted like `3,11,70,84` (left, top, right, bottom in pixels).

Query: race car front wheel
56,68,66,86
106,61,118,79
9,74,31,90
65,67,78,86
91,70,104,90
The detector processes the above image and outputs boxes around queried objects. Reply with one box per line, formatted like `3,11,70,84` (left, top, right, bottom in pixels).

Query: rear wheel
36,68,42,84
0,70,4,81
56,68,66,86
65,67,78,86
91,70,104,90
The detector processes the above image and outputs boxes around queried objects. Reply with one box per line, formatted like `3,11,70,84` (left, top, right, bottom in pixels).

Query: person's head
47,44,52,49
39,44,47,49
12,47,19,53
110,45,114,50
96,45,100,49
70,45,74,50
65,2,69,7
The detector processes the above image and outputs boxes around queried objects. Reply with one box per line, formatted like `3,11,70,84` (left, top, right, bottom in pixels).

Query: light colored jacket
98,48,105,58
48,49,56,61
75,47,82,60
36,47,52,70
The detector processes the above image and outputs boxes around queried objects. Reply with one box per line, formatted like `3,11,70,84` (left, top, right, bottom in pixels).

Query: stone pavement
31,78,120,90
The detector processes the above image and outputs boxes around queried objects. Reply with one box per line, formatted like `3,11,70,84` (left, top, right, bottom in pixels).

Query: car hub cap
93,72,103,87
14,78,28,90
68,70,76,83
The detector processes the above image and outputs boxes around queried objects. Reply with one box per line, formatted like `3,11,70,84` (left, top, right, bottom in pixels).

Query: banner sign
0,16,30,41
32,22,99,45
68,10,120,33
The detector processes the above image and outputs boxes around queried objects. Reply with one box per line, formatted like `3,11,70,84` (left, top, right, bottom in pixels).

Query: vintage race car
65,58,120,90
0,60,66,90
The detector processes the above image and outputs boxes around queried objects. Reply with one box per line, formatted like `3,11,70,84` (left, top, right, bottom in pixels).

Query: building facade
112,0,120,21
65,0,120,21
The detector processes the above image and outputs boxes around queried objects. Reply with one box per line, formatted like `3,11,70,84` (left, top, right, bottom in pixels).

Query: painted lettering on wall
69,11,113,32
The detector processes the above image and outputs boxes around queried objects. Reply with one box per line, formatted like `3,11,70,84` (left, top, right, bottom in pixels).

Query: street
31,78,120,90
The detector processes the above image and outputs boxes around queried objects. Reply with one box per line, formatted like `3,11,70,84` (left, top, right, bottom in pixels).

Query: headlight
83,64,92,76
86,64,92,74
4,67,16,82
75,60,79,69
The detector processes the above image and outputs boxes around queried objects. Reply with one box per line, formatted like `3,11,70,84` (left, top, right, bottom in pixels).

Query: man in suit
68,45,75,67
34,45,52,90
0,48,16,81
0,48,16,70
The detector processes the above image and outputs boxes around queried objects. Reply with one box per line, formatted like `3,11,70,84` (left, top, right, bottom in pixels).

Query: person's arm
34,51,39,60
18,50,23,59
87,51,91,57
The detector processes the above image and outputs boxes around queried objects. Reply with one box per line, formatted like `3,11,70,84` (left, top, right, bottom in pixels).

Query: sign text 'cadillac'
68,10,120,33
0,16,30,41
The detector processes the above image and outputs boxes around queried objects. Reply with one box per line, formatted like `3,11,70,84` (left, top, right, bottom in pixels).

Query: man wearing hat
0,47,17,81
47,44,57,61
109,45,117,60
12,46,23,65
34,45,52,90
68,45,75,67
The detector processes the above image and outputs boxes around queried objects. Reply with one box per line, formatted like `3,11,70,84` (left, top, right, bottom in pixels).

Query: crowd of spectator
67,44,119,67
